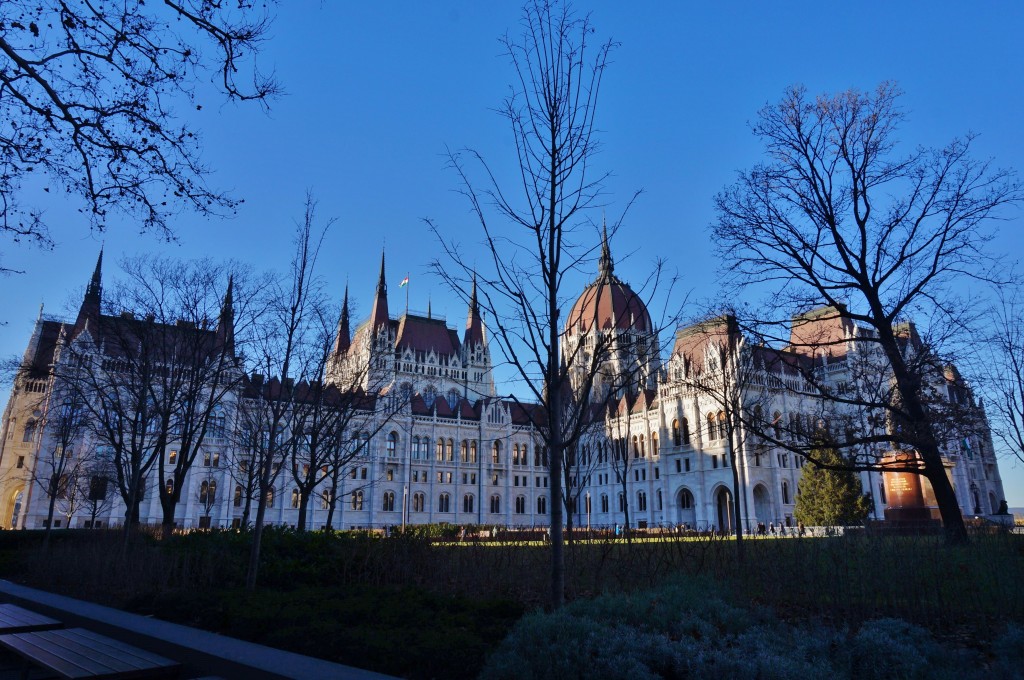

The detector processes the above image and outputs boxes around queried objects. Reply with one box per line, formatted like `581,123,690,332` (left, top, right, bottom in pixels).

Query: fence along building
0,243,1007,531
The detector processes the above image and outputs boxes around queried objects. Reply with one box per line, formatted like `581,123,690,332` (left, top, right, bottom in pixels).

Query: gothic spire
74,248,104,337
368,249,390,333
599,220,614,279
333,283,351,354
464,274,485,347
215,274,235,354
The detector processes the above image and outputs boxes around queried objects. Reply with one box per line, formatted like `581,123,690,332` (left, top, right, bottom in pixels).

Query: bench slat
0,628,180,679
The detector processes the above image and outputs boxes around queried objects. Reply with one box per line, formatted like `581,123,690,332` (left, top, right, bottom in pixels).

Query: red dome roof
564,231,651,333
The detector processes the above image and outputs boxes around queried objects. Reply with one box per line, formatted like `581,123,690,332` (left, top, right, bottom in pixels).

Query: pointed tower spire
368,249,390,333
427,295,432,320
599,220,614,279
215,274,235,355
464,274,485,347
73,248,104,337
333,283,351,355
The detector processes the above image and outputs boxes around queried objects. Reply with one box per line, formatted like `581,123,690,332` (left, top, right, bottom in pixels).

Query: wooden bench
0,604,62,634
0,627,180,679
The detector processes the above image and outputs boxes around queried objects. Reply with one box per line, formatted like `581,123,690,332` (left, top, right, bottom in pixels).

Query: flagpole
405,272,409,316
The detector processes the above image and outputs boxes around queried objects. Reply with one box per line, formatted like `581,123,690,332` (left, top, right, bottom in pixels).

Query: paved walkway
0,580,397,679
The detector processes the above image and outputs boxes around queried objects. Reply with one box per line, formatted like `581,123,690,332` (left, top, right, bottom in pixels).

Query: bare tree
111,256,254,539
79,449,116,529
672,314,775,559
60,304,169,543
713,83,1022,543
988,287,1024,465
21,370,89,544
194,467,220,528
0,1,278,270
243,194,331,589
431,0,628,608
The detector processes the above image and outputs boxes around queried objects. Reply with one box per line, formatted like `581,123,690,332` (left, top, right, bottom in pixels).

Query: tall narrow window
386,431,397,457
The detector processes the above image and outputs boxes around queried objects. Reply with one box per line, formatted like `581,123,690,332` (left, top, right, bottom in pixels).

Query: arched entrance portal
715,487,733,533
677,488,696,528
5,489,24,529
753,484,771,525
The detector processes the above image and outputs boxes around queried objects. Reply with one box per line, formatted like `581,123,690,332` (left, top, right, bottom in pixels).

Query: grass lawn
0,527,1020,678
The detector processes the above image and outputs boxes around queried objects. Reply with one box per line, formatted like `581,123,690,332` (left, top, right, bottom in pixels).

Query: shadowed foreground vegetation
0,528,1021,678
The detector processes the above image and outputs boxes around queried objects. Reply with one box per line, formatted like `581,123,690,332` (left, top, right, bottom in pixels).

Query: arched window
773,411,783,439
436,438,444,461
639,435,646,458
680,489,694,509
514,496,526,514
492,440,502,464
463,494,474,513
447,389,459,410
413,492,425,513
233,485,243,507
781,481,790,505
438,493,450,513
656,489,663,511
537,496,547,514
382,491,395,512
490,494,501,513
682,418,691,445
199,481,210,504
446,438,454,461
512,444,519,466
386,431,398,457
290,488,299,509
637,491,647,512
632,435,640,458
707,413,717,441
717,411,727,440
351,490,363,510
321,490,332,509
600,494,609,513
460,440,469,463
22,420,36,443
618,492,626,512
651,432,658,456
165,478,174,494
267,488,275,508
672,419,681,446
470,440,478,463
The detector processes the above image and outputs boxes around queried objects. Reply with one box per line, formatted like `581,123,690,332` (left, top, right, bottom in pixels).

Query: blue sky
2,2,1023,501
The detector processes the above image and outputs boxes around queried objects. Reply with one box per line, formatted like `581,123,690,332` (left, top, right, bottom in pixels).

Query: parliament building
0,238,1007,532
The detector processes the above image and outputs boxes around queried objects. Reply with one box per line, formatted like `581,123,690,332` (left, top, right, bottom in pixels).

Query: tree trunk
42,491,58,550
878,321,968,544
325,476,339,530
729,437,745,564
297,491,310,532
160,495,177,540
246,495,268,590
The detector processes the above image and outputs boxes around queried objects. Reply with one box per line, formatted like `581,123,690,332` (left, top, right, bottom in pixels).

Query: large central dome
565,231,652,334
